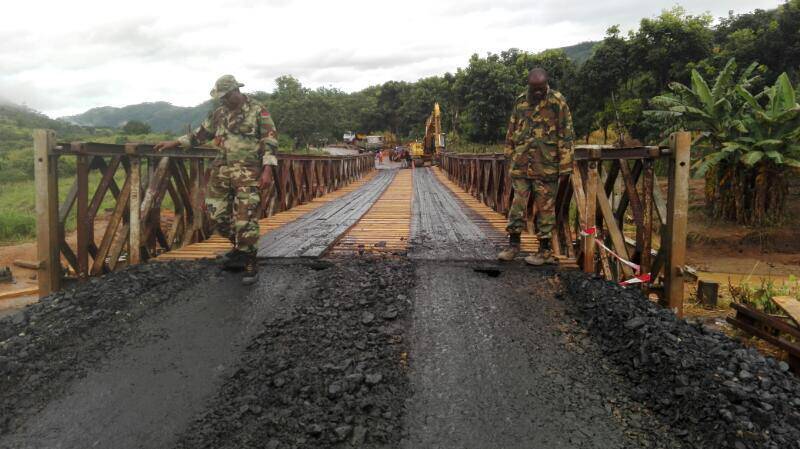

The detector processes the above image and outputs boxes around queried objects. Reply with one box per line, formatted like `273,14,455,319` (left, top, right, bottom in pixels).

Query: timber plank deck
158,171,377,261
258,170,396,258
329,169,413,255
409,168,501,260
432,167,538,253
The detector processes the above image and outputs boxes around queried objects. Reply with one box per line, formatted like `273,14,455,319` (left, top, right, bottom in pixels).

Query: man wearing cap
497,67,574,265
155,75,278,285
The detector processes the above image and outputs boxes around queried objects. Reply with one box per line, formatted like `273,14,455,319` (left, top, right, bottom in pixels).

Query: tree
122,120,151,134
648,59,800,224
630,7,714,94
454,53,518,143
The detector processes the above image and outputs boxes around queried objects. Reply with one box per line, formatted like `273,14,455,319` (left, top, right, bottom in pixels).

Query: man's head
210,74,246,109
527,68,549,101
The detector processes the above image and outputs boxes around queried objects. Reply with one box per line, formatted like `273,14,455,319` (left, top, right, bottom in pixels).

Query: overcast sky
0,0,784,117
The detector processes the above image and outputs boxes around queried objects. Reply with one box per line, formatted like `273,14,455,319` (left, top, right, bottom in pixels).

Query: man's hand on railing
154,140,181,152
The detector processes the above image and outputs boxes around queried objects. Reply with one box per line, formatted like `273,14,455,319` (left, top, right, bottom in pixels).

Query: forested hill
62,101,214,134
559,41,597,65
0,102,88,153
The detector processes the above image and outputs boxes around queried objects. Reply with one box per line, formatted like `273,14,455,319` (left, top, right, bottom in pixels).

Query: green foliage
729,275,800,315
724,73,800,169
122,120,151,134
648,58,800,223
0,211,35,242
648,58,759,174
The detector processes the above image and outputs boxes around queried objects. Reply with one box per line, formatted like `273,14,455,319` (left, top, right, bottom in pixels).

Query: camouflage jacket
178,95,279,166
504,88,574,178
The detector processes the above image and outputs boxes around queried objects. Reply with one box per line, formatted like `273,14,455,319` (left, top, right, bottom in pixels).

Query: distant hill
558,41,598,65
62,100,215,134
62,42,599,134
0,102,90,154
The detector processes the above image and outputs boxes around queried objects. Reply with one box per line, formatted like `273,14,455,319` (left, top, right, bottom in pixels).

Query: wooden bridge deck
157,166,575,264
157,171,377,261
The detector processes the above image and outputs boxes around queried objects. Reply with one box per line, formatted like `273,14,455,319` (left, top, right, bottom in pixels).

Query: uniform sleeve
558,100,575,173
504,106,518,157
257,107,279,166
177,114,214,149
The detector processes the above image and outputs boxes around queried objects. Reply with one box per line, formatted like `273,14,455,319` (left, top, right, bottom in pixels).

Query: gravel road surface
2,259,799,448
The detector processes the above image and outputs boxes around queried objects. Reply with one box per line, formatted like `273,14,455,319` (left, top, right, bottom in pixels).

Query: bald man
498,68,574,265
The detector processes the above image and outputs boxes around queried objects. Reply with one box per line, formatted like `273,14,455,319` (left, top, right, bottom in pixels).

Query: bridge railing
33,130,374,296
440,132,690,316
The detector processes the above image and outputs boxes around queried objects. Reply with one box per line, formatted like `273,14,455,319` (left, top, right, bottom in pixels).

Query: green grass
0,169,137,244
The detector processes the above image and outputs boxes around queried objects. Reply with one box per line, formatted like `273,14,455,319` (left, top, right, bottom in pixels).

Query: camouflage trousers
206,161,261,256
506,176,557,238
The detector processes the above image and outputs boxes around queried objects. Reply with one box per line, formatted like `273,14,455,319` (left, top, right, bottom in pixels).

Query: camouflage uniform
504,87,574,239
177,76,278,256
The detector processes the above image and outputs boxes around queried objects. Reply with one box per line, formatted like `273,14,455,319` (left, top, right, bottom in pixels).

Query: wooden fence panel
440,135,690,313
34,134,374,297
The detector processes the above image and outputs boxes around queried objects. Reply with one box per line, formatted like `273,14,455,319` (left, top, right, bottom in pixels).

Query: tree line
248,2,798,148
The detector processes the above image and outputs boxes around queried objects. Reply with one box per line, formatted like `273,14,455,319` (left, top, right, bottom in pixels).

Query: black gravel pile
561,272,800,449
0,260,214,434
174,259,415,449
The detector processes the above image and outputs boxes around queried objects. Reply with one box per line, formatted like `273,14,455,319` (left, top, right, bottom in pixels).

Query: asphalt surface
403,262,681,449
1,264,312,449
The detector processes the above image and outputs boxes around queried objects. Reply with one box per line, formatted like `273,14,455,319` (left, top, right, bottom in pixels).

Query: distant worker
498,68,574,265
154,75,278,285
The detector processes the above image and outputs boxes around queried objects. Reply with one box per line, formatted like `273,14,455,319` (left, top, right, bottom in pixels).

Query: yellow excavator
411,103,445,167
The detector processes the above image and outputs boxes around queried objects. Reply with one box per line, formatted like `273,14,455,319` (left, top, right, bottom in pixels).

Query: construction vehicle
411,103,445,166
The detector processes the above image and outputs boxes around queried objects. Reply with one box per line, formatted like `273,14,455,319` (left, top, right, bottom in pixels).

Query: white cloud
0,0,784,117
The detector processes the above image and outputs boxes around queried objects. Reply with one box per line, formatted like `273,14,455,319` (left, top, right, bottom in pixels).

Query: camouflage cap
210,74,244,99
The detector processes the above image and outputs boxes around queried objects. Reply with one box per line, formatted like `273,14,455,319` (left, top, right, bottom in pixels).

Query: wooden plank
92,175,131,275
34,129,60,297
129,154,142,265
731,302,800,340
57,179,79,224
0,287,40,301
87,156,122,222
595,178,634,278
664,132,691,317
75,148,90,282
583,161,598,273
773,296,800,327
640,159,654,273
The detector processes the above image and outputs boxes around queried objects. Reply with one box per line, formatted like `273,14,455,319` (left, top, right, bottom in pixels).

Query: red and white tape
581,227,650,285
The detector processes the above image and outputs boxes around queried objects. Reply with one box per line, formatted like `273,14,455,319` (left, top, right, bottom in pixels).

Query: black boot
241,255,259,286
219,249,246,270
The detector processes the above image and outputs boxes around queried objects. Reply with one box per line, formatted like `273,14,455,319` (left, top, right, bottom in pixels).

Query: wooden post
75,146,90,281
583,154,600,273
128,149,142,265
697,280,719,308
640,152,657,275
665,132,691,317
34,130,60,297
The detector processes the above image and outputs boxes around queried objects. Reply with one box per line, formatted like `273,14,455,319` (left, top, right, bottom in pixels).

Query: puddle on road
473,266,503,277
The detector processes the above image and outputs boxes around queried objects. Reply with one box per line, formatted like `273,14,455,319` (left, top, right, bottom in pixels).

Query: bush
122,120,151,135
0,211,36,242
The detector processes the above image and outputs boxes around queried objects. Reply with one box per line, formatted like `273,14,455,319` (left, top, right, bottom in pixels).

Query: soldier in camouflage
498,68,574,265
155,75,278,285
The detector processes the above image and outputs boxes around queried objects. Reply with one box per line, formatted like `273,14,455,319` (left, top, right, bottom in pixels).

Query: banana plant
722,73,800,170
646,58,763,175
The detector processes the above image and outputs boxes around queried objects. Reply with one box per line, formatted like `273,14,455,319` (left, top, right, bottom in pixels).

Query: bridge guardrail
440,132,690,316
33,130,374,296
